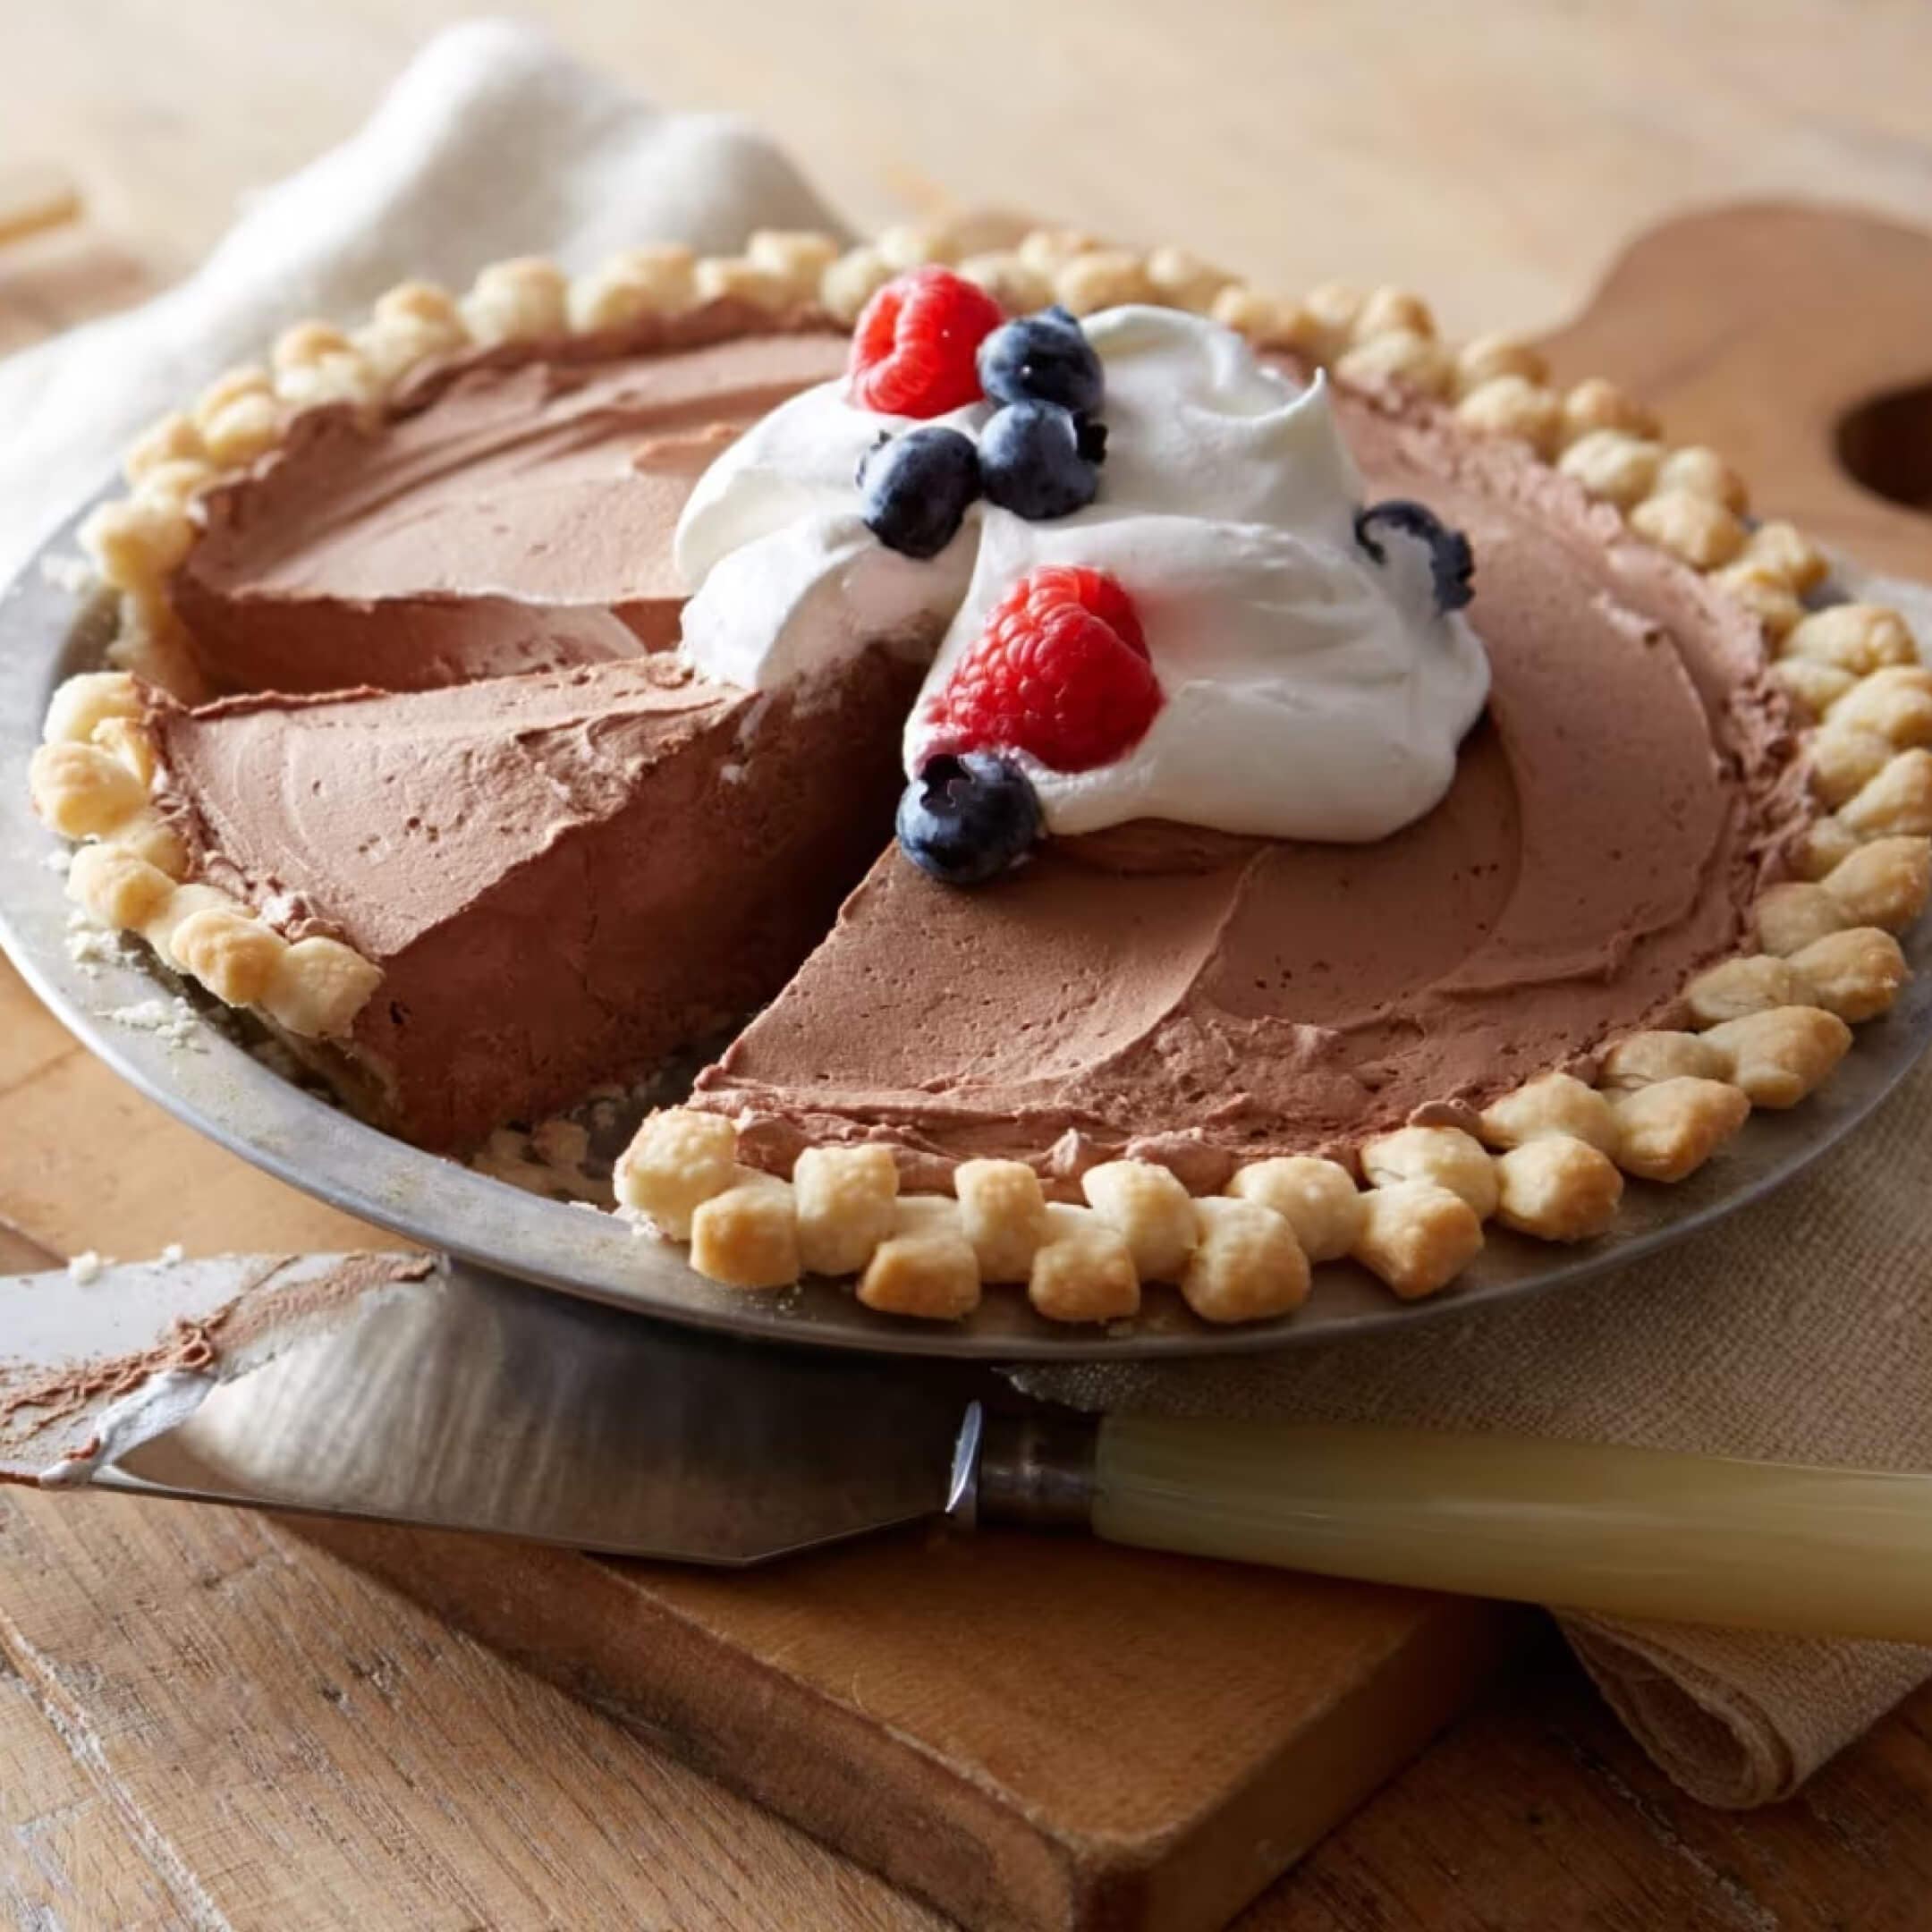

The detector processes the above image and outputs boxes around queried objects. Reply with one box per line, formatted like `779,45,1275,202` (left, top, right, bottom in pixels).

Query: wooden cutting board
9,201,1932,1932
1537,201,1932,578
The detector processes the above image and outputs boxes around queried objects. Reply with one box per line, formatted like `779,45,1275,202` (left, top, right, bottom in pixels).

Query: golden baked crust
33,225,1930,1323
31,672,382,1037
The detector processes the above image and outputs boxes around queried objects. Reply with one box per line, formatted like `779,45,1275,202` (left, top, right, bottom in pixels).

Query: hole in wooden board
1837,380,1932,515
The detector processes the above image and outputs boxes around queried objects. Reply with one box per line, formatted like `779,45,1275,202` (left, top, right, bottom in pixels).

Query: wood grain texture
0,1488,945,1931
1539,200,1932,580
1250,1640,1932,1932
7,1,1932,334
0,166,80,248
0,1058,947,1932
293,1518,1517,1931
8,2,1932,1925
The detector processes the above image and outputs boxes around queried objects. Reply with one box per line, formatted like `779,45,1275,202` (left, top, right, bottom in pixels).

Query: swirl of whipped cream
676,304,1490,843
674,386,987,689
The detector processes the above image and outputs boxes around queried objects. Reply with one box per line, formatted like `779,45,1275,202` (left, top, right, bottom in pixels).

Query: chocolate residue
0,1318,217,1431
0,1253,438,1481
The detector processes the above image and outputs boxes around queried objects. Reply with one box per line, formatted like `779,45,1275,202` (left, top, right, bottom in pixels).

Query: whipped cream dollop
675,305,1490,843
675,386,983,689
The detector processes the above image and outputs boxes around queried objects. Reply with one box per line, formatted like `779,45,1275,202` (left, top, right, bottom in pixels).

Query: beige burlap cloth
1018,1051,1932,1807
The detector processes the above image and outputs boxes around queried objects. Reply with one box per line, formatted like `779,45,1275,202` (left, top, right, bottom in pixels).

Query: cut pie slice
139,651,916,1149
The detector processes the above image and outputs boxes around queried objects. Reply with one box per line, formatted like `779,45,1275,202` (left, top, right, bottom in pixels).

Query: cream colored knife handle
1089,1417,1932,1642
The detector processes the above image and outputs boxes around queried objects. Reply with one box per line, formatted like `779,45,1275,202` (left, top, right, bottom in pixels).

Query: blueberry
979,402,1105,521
859,426,982,560
895,751,1042,886
1354,498,1475,614
977,306,1105,417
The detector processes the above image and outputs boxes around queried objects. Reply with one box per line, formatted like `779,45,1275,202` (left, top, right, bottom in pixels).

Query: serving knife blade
3,1252,976,1562
11,1251,1932,1644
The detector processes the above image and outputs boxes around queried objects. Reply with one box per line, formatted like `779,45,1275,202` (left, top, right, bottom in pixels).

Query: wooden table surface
7,4,1932,1927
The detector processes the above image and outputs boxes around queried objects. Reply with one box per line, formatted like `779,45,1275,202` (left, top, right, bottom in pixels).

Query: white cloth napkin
0,16,843,581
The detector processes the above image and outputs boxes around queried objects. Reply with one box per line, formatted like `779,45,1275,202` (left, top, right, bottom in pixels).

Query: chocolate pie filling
148,316,1806,1168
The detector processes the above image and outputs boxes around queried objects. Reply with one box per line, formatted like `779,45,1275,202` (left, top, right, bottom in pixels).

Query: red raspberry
848,267,1004,419
924,566,1163,774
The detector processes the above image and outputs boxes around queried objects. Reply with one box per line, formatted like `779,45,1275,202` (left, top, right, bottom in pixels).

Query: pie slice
140,651,914,1148
31,232,1932,1326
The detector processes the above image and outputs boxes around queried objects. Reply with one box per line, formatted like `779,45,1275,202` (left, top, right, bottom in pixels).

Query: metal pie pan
4,493,1929,1361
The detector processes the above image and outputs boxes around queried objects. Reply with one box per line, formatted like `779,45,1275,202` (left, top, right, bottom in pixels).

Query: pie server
9,1250,1932,1643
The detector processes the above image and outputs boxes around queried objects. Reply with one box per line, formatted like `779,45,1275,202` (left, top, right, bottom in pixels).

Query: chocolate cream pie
31,231,1932,1326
